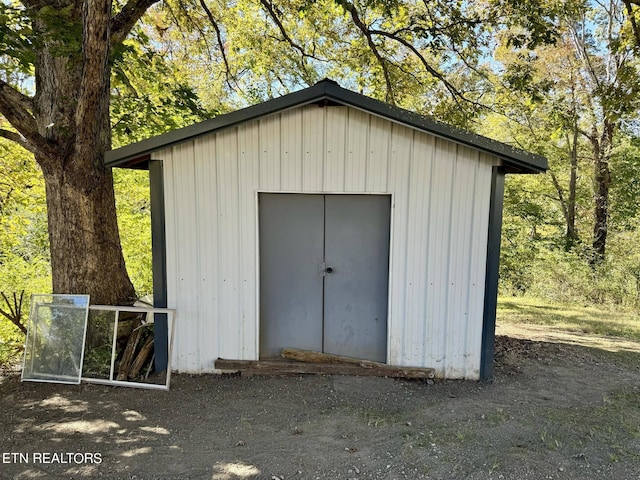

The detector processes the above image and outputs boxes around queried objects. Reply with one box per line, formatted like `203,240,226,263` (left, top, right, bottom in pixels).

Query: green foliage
500,225,640,309
609,137,640,230
113,168,152,297
0,140,49,364
111,31,213,145
0,3,34,71
34,4,82,61
0,140,50,292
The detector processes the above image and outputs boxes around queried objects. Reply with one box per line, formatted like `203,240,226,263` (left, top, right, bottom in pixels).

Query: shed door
259,194,390,362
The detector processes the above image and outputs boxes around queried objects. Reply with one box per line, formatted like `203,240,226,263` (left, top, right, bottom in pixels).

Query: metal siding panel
216,128,241,360
171,142,200,372
159,104,498,378
149,161,168,371
193,138,211,372
424,138,456,376
386,125,413,364
280,110,303,190
324,107,347,191
302,107,324,191
444,146,477,378
193,135,221,372
366,116,390,192
238,123,260,359
344,109,368,191
259,115,281,190
403,131,434,366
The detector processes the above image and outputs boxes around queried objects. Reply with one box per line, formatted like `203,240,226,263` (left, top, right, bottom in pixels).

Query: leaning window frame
21,294,91,385
81,305,176,391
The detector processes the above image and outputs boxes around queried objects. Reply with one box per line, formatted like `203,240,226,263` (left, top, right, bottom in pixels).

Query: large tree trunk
592,153,611,263
42,161,135,305
0,0,159,304
590,123,614,265
31,0,135,304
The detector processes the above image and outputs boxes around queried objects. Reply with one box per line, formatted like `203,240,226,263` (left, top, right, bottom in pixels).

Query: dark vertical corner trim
149,160,169,371
480,167,506,381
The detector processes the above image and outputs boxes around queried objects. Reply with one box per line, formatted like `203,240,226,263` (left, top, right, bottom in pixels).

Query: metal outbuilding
106,79,547,380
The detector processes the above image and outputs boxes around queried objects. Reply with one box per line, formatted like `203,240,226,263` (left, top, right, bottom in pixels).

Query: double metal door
259,193,390,362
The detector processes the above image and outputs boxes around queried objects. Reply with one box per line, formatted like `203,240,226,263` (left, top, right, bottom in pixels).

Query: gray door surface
259,193,390,362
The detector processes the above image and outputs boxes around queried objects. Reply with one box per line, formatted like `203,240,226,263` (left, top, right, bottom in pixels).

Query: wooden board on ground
282,348,386,366
215,358,435,379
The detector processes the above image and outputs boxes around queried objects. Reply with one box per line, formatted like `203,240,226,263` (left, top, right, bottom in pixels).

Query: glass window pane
21,294,90,384
83,309,117,380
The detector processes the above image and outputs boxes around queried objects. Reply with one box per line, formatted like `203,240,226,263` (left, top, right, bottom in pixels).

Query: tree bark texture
550,132,579,251
0,0,159,304
29,1,135,305
567,127,579,248
590,123,614,265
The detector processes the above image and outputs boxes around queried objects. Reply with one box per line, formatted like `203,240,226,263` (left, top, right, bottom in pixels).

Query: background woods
1,0,640,363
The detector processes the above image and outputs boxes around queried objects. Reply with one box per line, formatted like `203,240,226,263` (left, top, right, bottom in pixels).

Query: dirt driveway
1,330,639,480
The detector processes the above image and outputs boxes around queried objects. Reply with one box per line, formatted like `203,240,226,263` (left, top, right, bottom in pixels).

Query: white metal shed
106,80,547,380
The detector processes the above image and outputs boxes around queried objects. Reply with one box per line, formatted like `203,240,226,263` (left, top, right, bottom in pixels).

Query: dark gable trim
105,80,548,174
480,166,506,381
149,160,169,371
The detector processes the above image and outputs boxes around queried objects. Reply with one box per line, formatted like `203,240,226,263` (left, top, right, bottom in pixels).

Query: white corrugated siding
158,105,497,379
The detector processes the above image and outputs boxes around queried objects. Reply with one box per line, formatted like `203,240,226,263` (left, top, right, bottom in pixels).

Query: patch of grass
497,296,640,341
0,320,24,366
482,407,511,426
353,407,402,427
534,388,640,459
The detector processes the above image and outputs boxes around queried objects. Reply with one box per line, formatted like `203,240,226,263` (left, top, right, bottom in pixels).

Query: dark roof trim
105,79,548,174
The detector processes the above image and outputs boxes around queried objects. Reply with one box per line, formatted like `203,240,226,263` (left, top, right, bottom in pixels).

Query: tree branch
259,0,324,62
199,0,234,89
111,0,161,46
368,28,466,102
623,0,640,48
337,0,395,103
0,291,26,335
0,80,54,156
0,128,32,152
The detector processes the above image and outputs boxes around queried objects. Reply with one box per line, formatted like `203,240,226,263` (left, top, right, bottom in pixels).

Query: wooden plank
282,348,381,366
215,359,435,379
116,318,144,381
128,336,154,379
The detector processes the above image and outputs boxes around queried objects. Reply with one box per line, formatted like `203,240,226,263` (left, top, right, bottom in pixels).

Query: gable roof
105,79,548,174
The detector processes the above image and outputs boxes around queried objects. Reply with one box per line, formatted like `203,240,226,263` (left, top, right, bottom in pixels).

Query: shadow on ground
1,335,639,480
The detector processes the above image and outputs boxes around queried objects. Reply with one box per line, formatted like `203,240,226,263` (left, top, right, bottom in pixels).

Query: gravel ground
1,333,639,480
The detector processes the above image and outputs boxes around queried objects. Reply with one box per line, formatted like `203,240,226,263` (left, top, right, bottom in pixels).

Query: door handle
325,266,334,274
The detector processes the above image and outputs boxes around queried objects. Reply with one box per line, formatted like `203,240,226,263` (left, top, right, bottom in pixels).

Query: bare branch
568,22,602,91
0,79,34,117
199,0,234,89
111,0,161,46
338,1,395,103
0,128,33,152
0,291,27,335
368,28,465,102
0,80,53,155
259,0,324,63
